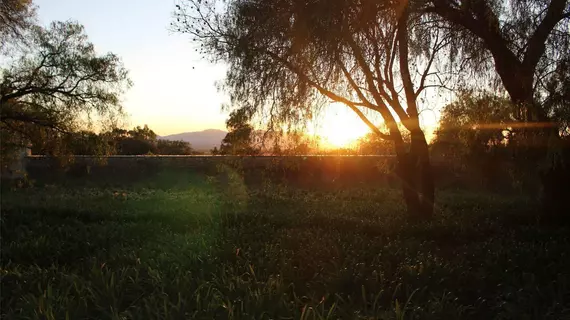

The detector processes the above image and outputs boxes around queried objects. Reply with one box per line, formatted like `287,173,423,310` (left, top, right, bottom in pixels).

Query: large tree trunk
509,89,570,221
540,154,570,222
412,129,435,218
534,127,570,222
393,12,435,220
394,130,435,220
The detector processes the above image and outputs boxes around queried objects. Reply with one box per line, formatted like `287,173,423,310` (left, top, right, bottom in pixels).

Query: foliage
277,133,313,155
432,92,517,161
0,20,131,156
430,92,535,191
156,139,194,155
425,0,570,117
2,174,570,319
356,132,398,155
545,59,570,135
0,0,35,48
108,125,195,155
104,125,157,155
174,0,448,141
217,108,261,155
55,130,115,156
174,0,447,218
268,130,321,155
21,124,196,156
424,0,570,216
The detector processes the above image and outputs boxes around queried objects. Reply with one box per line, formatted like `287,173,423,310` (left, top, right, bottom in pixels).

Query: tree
356,132,395,155
62,130,115,156
106,125,158,155
434,92,517,156
426,0,569,113
174,0,451,219
218,108,260,155
267,130,319,155
0,0,35,47
432,92,526,190
24,124,194,156
425,0,570,216
1,21,131,155
127,124,157,142
280,132,315,155
157,139,194,155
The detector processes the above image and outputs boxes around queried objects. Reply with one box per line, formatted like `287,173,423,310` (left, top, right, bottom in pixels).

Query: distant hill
159,129,227,152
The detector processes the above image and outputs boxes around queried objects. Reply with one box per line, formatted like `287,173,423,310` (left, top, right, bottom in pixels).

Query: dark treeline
30,125,198,156
431,91,570,194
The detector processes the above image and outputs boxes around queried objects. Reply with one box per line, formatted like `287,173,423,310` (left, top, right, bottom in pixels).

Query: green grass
2,170,570,319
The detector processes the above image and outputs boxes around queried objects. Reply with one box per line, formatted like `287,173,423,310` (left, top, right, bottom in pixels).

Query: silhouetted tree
24,124,194,156
425,0,569,115
0,0,35,47
432,92,526,190
106,125,158,155
218,109,260,155
0,21,131,156
64,130,116,156
356,132,395,155
156,139,194,155
425,0,570,217
434,93,516,152
282,132,313,155
174,0,451,219
269,130,319,155
128,125,157,142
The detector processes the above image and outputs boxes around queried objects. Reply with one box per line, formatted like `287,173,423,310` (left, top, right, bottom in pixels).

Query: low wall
0,151,529,192
24,155,401,187
1,148,31,179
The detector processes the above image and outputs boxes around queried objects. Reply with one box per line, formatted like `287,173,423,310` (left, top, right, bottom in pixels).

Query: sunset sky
35,0,441,144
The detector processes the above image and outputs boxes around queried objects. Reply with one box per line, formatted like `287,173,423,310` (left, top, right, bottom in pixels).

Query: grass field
2,170,570,319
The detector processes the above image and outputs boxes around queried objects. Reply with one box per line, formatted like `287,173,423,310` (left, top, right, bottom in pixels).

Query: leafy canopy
0,20,131,153
174,0,449,142
425,0,570,124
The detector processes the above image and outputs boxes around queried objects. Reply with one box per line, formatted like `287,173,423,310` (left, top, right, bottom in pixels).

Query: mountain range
159,129,227,151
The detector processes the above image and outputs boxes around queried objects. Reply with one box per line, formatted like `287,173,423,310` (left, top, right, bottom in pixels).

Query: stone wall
1,147,31,179
23,155,400,187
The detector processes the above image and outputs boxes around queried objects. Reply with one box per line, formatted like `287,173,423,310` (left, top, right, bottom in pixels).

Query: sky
35,0,229,136
34,0,441,143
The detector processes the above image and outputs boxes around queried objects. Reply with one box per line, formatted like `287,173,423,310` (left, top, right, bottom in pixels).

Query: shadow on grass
2,172,570,319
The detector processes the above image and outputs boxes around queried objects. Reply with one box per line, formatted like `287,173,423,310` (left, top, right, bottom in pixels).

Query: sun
310,105,372,148
320,122,369,147
303,103,442,148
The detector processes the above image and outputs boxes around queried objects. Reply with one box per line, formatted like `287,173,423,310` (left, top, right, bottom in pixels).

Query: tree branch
341,102,393,140
523,0,568,71
338,61,378,110
345,33,409,125
416,31,440,97
264,50,393,140
396,7,419,121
